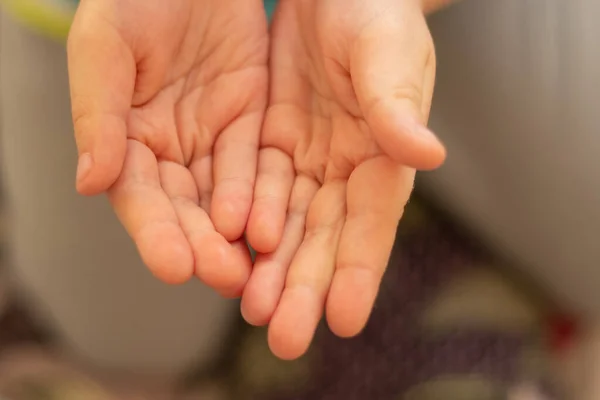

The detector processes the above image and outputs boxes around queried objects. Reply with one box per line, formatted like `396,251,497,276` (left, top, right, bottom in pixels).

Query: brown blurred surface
0,199,562,399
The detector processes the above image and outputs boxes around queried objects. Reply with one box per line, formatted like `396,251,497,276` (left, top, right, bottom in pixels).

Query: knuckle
391,83,423,108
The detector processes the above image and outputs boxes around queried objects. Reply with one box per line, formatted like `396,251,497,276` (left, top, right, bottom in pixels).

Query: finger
352,7,445,170
268,181,346,360
159,162,252,296
247,147,295,253
218,240,253,298
326,157,415,337
108,140,193,284
67,2,135,195
189,156,214,212
241,175,317,326
211,110,263,242
184,67,267,214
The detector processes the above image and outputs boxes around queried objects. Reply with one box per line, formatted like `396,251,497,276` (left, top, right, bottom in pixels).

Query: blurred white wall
425,0,600,315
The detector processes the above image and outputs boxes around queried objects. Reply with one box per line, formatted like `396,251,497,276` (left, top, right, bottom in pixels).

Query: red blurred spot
548,313,578,353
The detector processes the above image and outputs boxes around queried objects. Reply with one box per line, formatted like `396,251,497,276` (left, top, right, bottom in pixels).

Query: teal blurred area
264,0,277,21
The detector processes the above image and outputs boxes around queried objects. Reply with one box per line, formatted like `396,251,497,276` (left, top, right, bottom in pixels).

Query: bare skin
241,0,446,359
67,0,269,295
68,0,448,360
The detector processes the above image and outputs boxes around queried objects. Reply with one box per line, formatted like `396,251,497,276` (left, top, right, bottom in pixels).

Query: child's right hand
242,0,446,360
67,0,269,295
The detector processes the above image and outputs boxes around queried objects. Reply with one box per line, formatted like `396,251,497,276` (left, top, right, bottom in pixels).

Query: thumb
67,1,135,195
352,8,446,171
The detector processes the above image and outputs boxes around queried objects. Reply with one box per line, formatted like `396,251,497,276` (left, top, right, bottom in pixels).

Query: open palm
68,0,269,295
241,0,446,359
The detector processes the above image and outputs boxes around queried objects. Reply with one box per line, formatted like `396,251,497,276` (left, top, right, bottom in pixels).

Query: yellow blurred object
0,0,74,41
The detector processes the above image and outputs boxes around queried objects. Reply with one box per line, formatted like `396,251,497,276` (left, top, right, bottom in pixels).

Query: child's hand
242,0,446,359
68,0,269,295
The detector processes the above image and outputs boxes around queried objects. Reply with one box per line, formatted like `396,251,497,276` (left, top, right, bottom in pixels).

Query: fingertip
75,159,123,196
211,187,253,242
247,207,283,253
247,147,294,251
75,152,96,195
267,288,320,361
240,288,273,326
410,124,447,170
368,100,447,170
268,323,309,361
137,226,195,285
326,269,378,338
195,236,252,295
73,116,128,195
240,265,281,326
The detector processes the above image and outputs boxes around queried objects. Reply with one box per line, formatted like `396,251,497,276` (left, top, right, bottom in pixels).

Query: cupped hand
241,0,446,359
67,0,269,295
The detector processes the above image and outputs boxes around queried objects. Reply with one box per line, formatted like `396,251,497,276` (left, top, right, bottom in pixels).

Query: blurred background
0,0,598,399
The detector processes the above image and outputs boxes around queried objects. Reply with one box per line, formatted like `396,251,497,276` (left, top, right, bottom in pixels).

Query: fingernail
414,122,439,141
397,115,436,140
76,152,93,184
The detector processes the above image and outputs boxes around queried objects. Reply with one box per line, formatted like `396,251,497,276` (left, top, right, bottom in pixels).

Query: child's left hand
241,0,446,360
68,0,269,292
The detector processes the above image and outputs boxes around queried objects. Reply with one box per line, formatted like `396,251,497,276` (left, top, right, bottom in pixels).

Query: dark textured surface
260,220,533,400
